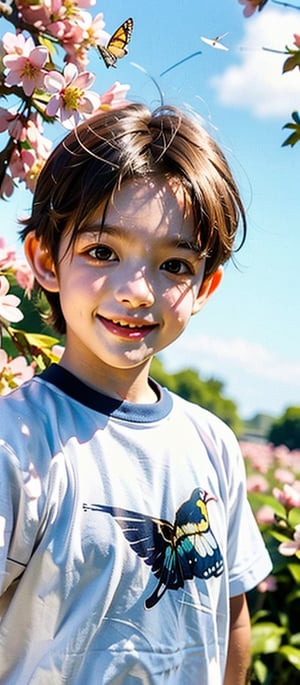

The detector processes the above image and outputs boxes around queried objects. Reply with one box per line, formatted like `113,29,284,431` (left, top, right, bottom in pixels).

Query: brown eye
161,259,191,275
89,245,116,261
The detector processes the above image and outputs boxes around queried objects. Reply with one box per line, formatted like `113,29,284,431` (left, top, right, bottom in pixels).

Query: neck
59,355,157,404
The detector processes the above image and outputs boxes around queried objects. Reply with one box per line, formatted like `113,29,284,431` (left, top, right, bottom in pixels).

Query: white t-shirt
0,364,272,684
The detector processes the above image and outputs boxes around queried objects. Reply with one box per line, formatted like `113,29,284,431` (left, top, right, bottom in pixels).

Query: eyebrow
76,224,202,255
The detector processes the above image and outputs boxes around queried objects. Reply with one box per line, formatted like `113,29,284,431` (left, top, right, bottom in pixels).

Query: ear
24,232,60,293
192,266,223,315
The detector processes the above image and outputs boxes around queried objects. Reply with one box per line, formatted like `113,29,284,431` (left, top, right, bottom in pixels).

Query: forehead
94,176,193,235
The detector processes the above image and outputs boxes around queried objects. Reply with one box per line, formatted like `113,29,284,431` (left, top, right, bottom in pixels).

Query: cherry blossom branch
0,2,130,199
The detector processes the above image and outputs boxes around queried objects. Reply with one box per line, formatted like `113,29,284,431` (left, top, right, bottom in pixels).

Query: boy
0,103,272,684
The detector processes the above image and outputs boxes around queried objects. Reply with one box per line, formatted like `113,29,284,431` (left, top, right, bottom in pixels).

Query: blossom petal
0,275,10,295
29,46,48,69
45,71,65,93
73,71,95,89
63,62,78,84
278,540,299,556
46,94,61,117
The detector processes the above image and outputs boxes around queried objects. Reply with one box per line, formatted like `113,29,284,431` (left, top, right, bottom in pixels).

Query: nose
114,269,155,309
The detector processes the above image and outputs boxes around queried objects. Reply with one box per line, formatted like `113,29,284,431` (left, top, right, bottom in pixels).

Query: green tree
150,358,242,434
268,406,300,450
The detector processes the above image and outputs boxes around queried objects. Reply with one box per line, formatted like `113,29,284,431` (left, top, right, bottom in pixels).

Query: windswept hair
20,103,246,333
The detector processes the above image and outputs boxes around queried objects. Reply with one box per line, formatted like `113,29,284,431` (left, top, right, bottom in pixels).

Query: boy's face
28,177,221,397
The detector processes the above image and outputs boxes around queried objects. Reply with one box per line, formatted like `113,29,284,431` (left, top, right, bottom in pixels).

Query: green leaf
288,562,300,583
20,332,59,349
251,622,286,655
251,610,272,625
291,111,300,125
282,130,300,148
279,645,300,670
282,112,300,147
253,657,268,683
248,491,285,517
7,328,61,368
283,53,300,73
291,633,300,647
38,35,58,57
289,508,300,527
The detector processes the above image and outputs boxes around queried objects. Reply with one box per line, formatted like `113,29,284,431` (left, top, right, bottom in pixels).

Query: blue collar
41,364,173,423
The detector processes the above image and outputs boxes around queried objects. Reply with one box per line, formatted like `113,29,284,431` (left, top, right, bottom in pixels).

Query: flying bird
200,32,229,51
83,487,224,609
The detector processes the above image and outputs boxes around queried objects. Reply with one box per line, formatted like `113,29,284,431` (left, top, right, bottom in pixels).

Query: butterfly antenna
130,61,164,106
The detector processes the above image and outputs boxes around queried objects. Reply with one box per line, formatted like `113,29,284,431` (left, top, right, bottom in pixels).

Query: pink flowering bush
242,440,300,683
0,236,61,394
0,1,130,197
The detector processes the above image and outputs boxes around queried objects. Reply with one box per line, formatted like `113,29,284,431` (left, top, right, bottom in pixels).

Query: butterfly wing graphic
83,487,223,608
97,18,134,68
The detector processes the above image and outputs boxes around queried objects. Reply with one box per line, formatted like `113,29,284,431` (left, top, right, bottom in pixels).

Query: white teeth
112,319,145,329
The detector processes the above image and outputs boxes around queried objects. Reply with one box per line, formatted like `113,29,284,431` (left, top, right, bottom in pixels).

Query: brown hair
20,102,246,333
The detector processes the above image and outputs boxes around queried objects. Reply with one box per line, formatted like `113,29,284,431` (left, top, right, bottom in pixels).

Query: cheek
163,285,196,320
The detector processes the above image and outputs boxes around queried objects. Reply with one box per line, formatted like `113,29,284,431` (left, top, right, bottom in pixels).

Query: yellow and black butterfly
97,18,134,69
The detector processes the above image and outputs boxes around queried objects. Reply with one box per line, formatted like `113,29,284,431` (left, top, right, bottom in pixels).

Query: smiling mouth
98,315,158,338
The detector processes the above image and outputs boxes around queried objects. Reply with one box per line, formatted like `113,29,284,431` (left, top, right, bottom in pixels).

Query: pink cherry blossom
273,483,300,511
246,474,269,493
0,238,16,270
239,441,273,473
16,0,66,33
257,575,277,593
76,0,96,7
294,34,300,49
14,261,34,297
9,146,36,183
25,115,53,158
274,468,295,485
279,524,300,557
100,82,131,111
45,62,100,128
0,107,24,139
59,23,89,70
78,11,109,46
3,32,48,97
256,505,275,525
0,350,34,395
238,0,261,17
0,275,24,323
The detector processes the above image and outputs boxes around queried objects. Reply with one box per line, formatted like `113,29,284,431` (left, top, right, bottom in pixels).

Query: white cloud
162,334,300,386
211,7,300,118
160,334,300,417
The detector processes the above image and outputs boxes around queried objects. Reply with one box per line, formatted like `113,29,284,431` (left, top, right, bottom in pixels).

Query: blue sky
1,0,300,419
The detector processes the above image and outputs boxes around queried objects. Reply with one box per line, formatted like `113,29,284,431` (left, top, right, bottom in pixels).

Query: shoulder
168,389,240,452
0,375,60,457
0,375,53,420
165,389,244,490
